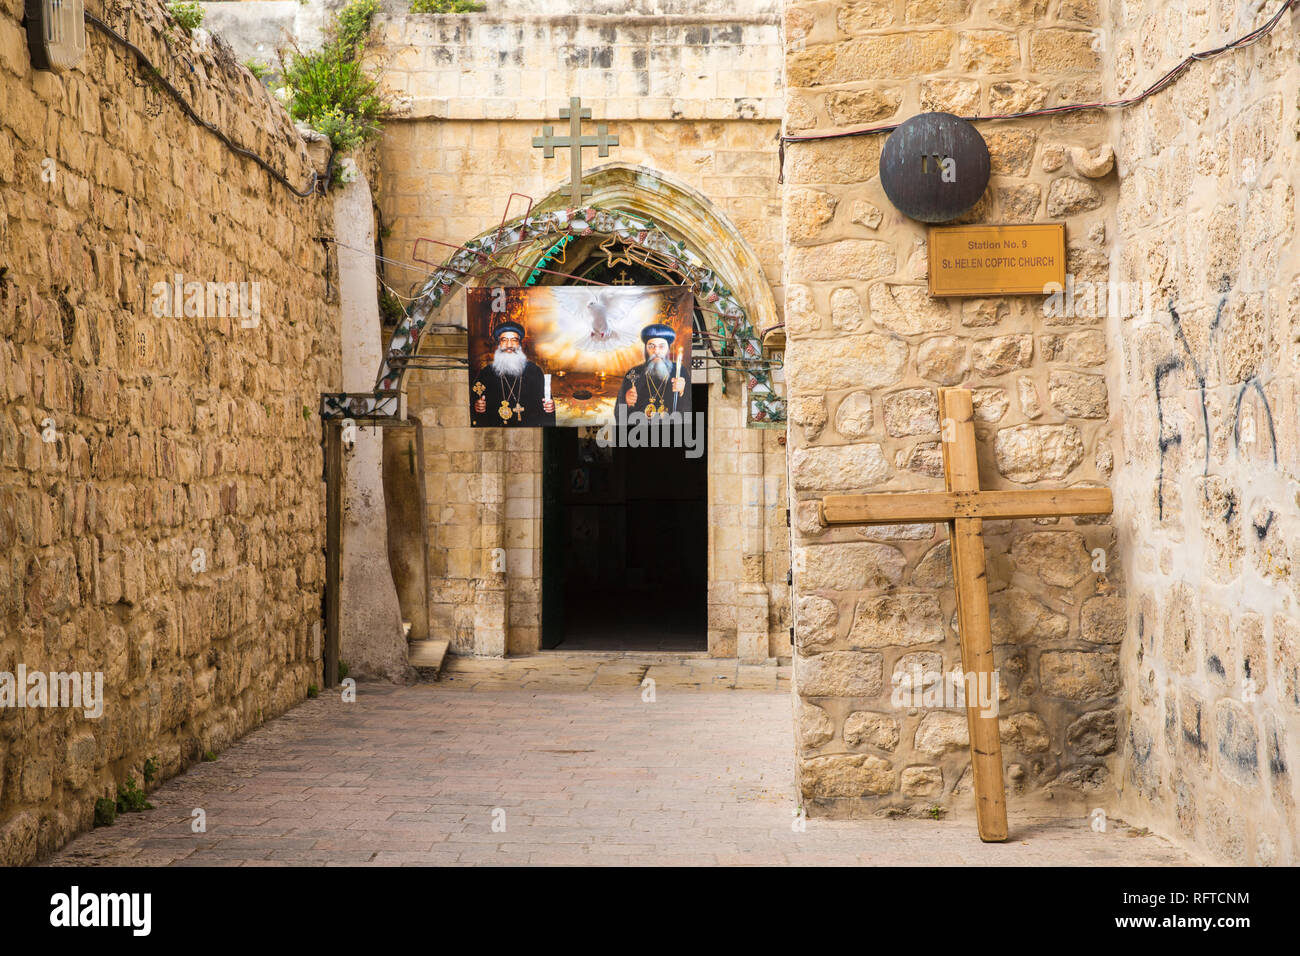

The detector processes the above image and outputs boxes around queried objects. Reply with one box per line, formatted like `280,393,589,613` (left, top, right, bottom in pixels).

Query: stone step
409,638,449,677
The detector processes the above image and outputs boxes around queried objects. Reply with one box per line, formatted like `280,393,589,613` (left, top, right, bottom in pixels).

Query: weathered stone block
1080,595,1125,643
999,712,1050,752
868,284,953,335
990,586,1069,643
785,137,884,184
1029,28,1100,73
786,188,838,242
834,390,874,439
993,423,1084,481
1046,176,1103,216
797,594,841,649
912,541,953,587
849,593,945,647
800,753,894,797
972,386,1009,422
826,88,902,125
1048,370,1108,418
785,333,907,392
1011,531,1092,587
1215,699,1259,787
1039,651,1119,700
914,711,969,756
798,650,885,698
881,388,939,436
958,30,1019,72
972,334,1033,376
799,701,835,749
830,288,865,331
916,336,968,385
901,765,944,796
844,711,901,751
802,541,905,590
1066,709,1117,755
786,240,897,284
790,443,889,492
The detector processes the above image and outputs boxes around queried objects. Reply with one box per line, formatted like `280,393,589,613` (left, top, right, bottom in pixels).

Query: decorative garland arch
322,189,785,426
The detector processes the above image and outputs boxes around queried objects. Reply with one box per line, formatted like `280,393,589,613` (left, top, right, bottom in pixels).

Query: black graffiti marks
1232,376,1278,466
1169,302,1212,476
1152,299,1278,519
1153,353,1185,521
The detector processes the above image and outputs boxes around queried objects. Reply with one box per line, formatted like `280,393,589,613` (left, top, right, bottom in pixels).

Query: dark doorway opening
541,384,708,651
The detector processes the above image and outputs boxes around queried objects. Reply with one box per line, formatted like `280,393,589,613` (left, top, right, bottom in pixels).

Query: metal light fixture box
26,0,87,72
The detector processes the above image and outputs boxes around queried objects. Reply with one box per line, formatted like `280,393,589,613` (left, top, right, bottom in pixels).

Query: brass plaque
928,223,1066,296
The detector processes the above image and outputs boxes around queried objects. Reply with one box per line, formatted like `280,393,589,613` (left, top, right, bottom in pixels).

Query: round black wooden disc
879,112,991,223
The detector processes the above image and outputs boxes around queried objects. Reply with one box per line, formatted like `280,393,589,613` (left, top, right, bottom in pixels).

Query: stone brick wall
783,0,1125,815
374,9,783,290
372,6,793,658
0,0,335,863
1109,0,1300,864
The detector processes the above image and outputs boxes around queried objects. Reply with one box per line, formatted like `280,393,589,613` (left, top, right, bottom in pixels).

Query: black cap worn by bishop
640,323,676,344
492,321,525,341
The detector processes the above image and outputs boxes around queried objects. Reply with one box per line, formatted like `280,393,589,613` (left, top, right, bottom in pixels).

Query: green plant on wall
276,0,388,154
93,798,117,827
379,286,406,326
167,1,204,32
410,0,486,12
116,777,153,813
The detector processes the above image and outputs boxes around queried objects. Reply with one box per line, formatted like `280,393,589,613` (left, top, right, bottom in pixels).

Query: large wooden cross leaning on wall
816,387,1113,842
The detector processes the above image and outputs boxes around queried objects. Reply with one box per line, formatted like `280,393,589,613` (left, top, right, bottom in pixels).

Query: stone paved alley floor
47,654,1199,866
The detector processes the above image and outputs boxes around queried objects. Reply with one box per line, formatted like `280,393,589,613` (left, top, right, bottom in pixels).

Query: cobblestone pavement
47,653,1199,866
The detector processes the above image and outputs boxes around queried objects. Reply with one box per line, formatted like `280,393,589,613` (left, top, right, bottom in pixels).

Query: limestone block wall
0,0,335,863
782,0,1126,814
372,8,785,293
373,6,792,658
1108,0,1300,864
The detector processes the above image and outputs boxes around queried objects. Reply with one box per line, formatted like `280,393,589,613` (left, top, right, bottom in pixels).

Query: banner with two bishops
467,286,694,427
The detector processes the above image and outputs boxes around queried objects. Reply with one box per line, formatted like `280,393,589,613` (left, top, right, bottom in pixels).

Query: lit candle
543,374,552,402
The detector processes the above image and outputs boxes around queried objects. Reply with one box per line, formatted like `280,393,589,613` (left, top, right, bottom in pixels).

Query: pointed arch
323,165,784,425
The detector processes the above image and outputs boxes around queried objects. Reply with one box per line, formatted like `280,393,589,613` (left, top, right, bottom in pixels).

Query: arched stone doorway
393,164,790,661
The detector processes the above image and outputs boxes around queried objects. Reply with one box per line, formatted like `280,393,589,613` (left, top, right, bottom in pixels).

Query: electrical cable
777,0,1298,178
83,11,319,197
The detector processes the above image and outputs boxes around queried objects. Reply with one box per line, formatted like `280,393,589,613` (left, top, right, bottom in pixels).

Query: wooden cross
816,388,1112,842
532,96,619,208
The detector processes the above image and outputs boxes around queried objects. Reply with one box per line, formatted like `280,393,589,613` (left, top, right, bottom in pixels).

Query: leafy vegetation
202,749,217,762
276,0,387,153
116,777,153,813
410,0,486,12
379,287,407,326
142,756,159,785
93,798,117,827
167,1,205,32
245,59,271,81
307,683,320,698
